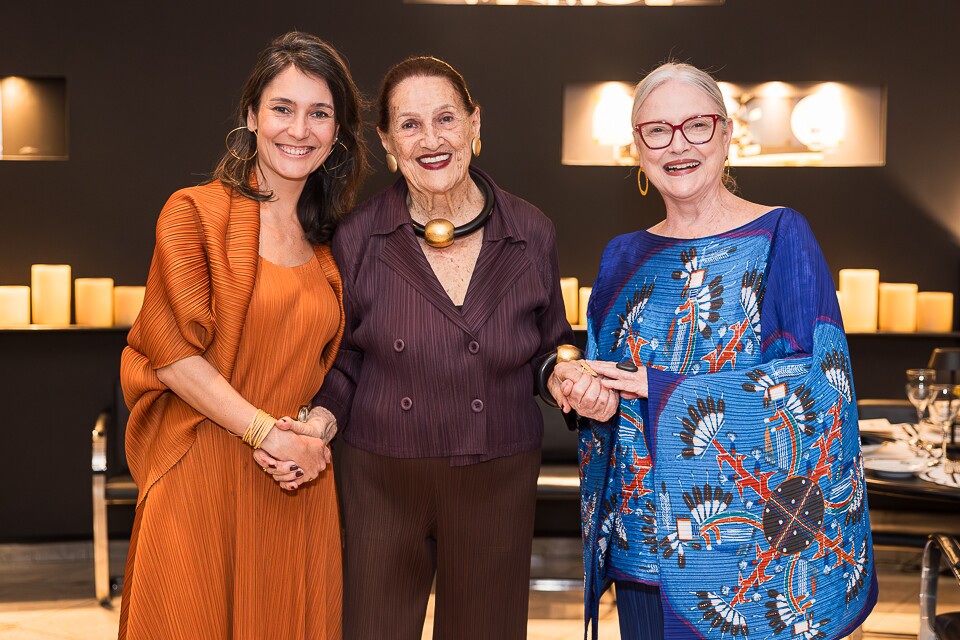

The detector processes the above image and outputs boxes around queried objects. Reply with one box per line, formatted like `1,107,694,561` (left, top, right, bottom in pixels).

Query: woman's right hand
550,360,620,422
257,425,330,491
255,407,337,489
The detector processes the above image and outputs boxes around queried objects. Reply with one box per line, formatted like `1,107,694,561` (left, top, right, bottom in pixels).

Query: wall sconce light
720,81,884,167
590,83,635,163
789,85,846,152
563,81,637,166
563,80,885,167
0,76,68,160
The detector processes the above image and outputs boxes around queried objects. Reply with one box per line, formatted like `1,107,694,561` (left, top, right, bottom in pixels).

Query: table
861,421,960,547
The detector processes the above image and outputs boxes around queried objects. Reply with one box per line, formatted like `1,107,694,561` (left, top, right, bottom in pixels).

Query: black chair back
110,380,131,476
929,348,960,385
857,398,917,424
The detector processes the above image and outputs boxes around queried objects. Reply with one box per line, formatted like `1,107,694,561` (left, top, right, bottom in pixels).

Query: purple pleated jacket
314,168,573,465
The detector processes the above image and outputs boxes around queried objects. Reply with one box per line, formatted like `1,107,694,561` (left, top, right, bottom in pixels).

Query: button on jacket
314,169,573,464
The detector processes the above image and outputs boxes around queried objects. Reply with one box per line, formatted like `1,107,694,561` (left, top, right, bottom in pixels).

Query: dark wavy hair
377,56,478,132
212,32,368,244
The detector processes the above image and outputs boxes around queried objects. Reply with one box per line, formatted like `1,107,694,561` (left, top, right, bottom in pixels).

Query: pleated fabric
337,442,541,640
118,181,345,640
579,208,877,639
314,168,574,465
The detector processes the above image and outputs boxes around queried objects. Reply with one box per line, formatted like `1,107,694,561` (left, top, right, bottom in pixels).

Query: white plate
919,466,960,488
863,457,927,478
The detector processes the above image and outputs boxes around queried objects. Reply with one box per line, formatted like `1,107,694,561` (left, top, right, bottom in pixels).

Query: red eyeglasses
634,114,724,150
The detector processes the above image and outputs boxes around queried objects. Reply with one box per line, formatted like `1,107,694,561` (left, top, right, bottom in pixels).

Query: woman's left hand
587,360,649,400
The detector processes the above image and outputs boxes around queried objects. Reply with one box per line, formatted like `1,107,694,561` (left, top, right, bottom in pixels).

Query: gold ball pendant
424,218,455,248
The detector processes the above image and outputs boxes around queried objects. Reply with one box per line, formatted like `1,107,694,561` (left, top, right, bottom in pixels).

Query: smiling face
633,79,731,205
247,65,338,191
378,75,480,200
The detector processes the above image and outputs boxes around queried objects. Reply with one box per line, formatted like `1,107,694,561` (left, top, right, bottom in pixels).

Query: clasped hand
253,406,337,491
547,359,650,422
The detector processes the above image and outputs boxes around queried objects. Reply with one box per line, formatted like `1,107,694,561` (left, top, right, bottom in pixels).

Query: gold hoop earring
225,126,257,162
471,137,482,158
386,152,398,174
637,166,649,196
322,139,350,174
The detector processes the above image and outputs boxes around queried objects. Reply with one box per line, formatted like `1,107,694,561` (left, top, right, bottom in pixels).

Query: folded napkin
862,440,915,460
858,418,899,438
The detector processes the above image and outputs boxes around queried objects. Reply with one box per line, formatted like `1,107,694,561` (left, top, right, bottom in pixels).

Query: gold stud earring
637,166,649,196
471,137,482,158
386,153,398,173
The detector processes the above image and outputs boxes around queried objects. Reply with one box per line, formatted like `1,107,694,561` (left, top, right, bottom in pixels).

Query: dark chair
857,398,917,424
920,534,960,640
930,348,960,385
91,380,137,605
533,397,582,591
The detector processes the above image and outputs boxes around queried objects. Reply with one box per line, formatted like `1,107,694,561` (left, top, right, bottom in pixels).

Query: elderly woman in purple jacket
260,56,573,639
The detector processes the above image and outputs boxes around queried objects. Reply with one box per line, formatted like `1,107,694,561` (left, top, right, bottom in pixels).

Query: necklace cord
410,168,494,241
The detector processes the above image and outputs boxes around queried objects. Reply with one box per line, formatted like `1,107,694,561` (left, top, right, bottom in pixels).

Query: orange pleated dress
118,253,343,639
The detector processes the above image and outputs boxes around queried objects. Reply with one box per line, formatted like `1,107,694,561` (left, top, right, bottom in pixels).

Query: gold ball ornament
556,343,598,377
423,218,455,248
556,344,583,363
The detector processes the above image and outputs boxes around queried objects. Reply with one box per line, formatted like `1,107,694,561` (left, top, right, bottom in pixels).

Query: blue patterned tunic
579,209,878,639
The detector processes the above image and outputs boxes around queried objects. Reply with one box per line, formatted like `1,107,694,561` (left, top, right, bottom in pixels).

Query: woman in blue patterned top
548,63,878,640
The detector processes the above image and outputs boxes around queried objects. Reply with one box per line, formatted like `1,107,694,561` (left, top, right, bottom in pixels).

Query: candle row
0,264,145,328
560,278,592,327
838,268,954,333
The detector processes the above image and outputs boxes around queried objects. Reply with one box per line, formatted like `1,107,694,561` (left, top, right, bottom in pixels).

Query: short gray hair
632,62,727,127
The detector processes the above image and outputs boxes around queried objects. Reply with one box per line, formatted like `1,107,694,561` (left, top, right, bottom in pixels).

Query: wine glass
906,368,936,425
927,384,960,471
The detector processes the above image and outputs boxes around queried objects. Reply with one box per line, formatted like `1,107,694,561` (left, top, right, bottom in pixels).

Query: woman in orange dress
117,32,367,639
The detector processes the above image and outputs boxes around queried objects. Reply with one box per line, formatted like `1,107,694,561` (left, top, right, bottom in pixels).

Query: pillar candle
114,286,146,327
578,286,592,327
31,264,71,325
878,282,918,332
560,277,579,325
75,278,114,327
838,268,879,333
917,292,954,333
0,286,30,325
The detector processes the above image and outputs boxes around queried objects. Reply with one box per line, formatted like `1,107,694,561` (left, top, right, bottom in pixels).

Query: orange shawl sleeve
120,181,344,504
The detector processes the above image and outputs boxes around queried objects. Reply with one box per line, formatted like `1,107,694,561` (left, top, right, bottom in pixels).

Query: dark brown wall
1,0,959,540
1,0,958,291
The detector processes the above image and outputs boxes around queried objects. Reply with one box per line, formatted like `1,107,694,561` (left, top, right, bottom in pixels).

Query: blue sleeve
645,212,874,634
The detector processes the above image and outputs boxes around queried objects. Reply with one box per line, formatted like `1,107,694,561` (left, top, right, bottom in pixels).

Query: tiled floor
0,539,956,639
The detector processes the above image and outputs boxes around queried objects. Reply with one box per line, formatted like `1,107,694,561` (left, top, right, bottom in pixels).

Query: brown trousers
337,442,541,640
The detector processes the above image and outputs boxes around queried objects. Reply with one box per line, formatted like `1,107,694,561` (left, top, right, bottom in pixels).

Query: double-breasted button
471,399,484,413
467,340,480,355
400,397,413,411
393,338,405,353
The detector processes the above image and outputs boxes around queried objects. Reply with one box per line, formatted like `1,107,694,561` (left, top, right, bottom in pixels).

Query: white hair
631,62,728,129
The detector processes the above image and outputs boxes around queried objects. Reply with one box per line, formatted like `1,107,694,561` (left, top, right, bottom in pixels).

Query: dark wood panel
0,329,132,542
848,333,960,399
